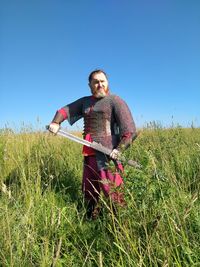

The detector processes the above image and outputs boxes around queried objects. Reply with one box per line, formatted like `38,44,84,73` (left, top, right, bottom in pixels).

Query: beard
92,86,109,98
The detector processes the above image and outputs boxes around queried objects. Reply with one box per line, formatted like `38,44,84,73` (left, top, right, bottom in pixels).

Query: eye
92,80,98,84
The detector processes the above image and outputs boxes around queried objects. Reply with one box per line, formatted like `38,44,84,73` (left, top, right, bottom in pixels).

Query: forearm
49,107,68,134
52,107,68,124
117,132,137,152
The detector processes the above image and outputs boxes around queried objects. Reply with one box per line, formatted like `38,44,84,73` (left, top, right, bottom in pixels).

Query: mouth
98,87,106,92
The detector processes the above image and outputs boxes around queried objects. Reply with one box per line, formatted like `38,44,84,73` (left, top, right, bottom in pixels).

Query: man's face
89,72,109,98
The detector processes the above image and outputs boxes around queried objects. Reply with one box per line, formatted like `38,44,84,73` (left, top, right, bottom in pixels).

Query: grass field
0,125,200,266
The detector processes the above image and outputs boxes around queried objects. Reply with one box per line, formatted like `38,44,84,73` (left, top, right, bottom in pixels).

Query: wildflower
1,183,11,199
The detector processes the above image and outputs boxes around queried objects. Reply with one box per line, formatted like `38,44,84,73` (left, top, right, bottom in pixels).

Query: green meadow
0,125,200,266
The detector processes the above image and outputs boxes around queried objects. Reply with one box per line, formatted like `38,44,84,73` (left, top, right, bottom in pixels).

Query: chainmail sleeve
112,95,137,151
52,97,88,125
65,97,87,125
52,109,67,124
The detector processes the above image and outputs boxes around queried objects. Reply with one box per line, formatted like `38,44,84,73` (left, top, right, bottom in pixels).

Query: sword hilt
120,156,141,168
126,159,142,168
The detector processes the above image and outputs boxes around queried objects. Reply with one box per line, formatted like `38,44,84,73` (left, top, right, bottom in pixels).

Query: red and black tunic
52,94,136,168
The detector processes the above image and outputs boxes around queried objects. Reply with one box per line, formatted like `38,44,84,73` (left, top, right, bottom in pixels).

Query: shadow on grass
50,167,82,203
2,161,82,205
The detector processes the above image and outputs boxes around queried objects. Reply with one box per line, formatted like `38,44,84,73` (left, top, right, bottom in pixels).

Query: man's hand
48,123,60,134
109,149,121,160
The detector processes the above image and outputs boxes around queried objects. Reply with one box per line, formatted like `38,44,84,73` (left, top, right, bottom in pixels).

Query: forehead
91,72,107,81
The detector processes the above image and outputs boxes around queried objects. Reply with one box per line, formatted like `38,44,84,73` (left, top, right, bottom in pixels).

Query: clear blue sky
1,0,200,130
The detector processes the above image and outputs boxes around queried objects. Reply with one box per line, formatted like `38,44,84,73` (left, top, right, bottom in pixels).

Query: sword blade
46,126,141,168
58,129,92,147
57,129,112,155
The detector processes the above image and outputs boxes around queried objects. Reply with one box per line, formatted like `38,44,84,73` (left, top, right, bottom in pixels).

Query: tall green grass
0,125,200,266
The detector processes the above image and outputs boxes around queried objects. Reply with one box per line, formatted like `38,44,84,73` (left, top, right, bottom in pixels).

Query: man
48,70,136,219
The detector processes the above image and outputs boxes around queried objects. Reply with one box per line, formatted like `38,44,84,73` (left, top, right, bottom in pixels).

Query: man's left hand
110,149,121,160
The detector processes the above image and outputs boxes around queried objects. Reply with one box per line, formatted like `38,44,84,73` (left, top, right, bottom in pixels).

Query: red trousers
82,156,125,205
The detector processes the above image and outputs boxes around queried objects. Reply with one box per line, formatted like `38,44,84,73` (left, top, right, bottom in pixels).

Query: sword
46,126,141,168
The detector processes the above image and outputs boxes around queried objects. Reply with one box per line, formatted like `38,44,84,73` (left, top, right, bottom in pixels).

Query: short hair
88,69,108,83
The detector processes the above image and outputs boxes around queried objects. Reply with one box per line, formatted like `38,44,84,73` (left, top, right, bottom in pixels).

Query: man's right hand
109,149,121,160
48,123,60,134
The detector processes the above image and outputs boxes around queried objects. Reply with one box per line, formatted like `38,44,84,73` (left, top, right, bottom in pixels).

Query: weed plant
0,125,200,266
